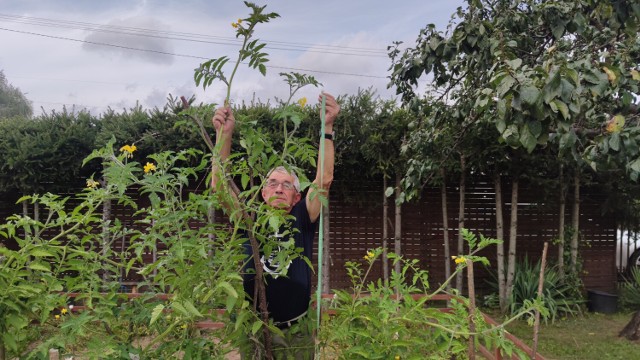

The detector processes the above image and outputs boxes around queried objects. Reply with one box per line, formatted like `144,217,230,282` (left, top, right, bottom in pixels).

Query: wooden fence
0,178,617,293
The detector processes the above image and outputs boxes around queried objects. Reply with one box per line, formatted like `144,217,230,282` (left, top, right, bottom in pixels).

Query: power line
0,13,389,57
0,26,387,79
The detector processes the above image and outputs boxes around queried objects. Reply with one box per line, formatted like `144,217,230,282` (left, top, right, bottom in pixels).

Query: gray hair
266,166,301,192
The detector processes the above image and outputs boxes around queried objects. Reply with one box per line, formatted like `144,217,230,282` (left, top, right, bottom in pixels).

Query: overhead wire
0,12,395,112
0,13,389,57
0,26,387,80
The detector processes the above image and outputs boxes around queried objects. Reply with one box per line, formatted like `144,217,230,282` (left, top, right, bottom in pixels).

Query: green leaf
217,281,239,300
268,215,280,232
29,248,56,257
519,85,540,106
28,262,51,272
251,320,263,335
520,125,537,153
505,58,522,69
559,130,577,150
150,304,165,325
241,173,250,189
384,187,394,197
551,99,570,120
172,301,189,316
609,133,621,152
628,158,640,173
183,300,203,318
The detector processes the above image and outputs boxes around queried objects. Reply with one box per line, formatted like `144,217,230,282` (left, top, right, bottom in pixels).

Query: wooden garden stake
532,242,549,358
466,258,476,360
48,349,59,360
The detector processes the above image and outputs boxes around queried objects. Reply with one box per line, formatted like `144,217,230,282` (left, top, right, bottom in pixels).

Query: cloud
82,16,175,65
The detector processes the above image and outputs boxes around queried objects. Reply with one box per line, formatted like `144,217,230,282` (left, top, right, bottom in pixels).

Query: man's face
261,171,301,212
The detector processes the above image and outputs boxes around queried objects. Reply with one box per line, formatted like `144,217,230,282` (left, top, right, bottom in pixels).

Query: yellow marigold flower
454,256,467,264
237,18,243,24
297,97,307,108
61,308,68,315
86,179,100,188
232,22,239,29
144,162,157,174
55,314,60,320
395,356,401,360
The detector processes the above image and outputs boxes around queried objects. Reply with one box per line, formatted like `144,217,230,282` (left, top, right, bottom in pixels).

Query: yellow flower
61,308,68,315
395,356,401,360
237,18,243,24
55,314,60,320
119,144,137,158
297,97,307,108
232,22,239,29
363,250,375,261
181,324,188,329
144,162,157,174
454,256,467,265
86,179,100,188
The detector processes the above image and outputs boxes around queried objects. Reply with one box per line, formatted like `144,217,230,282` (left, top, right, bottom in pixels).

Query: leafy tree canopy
0,70,33,118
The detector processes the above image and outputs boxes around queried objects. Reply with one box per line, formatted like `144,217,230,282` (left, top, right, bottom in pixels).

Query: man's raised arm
211,106,242,216
306,92,339,223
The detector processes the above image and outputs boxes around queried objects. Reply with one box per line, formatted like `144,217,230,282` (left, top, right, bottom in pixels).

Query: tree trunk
558,165,566,280
456,156,466,292
440,168,451,289
382,176,389,283
505,178,519,301
394,173,402,275
570,171,580,273
494,173,507,312
34,201,39,222
619,310,640,340
321,205,331,294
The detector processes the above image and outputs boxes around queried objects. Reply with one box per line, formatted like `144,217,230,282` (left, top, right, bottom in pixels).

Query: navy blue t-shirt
243,198,317,323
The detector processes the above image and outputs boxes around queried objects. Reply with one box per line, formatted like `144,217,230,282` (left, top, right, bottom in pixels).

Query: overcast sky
1,1,466,116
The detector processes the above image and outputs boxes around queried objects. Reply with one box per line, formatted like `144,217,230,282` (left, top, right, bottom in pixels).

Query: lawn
496,310,640,360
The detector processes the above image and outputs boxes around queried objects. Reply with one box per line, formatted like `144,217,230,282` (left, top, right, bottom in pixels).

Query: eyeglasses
265,179,296,191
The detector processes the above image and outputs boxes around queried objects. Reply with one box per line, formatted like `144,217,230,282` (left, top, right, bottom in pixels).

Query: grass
491,310,640,360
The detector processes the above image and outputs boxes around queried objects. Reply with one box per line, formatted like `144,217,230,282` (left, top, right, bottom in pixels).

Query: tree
360,93,412,280
0,71,32,118
389,0,639,308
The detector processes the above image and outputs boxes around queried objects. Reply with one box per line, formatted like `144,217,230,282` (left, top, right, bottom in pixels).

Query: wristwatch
323,131,335,141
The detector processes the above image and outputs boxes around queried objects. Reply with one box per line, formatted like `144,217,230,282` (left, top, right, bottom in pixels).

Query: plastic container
586,289,618,314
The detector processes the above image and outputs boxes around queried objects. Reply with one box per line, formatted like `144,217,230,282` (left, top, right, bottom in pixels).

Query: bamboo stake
532,242,549,358
466,258,476,360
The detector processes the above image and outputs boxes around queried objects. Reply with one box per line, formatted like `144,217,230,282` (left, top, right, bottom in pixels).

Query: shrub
620,266,640,310
485,257,584,322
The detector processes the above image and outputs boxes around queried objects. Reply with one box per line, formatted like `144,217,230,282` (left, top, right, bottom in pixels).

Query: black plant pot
587,289,618,314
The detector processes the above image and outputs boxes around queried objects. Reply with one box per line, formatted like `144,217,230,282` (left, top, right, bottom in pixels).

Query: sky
0,0,466,116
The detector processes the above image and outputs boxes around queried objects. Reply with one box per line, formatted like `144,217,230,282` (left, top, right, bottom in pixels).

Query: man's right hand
212,106,235,137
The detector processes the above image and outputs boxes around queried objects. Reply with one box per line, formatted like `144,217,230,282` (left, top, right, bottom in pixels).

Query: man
211,92,339,359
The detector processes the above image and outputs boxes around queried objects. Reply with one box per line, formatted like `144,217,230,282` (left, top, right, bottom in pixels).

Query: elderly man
211,92,339,359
